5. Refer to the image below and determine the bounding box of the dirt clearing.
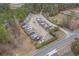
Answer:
[13,27,36,56]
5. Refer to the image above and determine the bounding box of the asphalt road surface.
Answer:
[33,14,78,56]
[28,14,79,56]
[33,32,79,56]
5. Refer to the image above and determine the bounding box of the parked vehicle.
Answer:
[36,17,52,30]
[22,21,42,41]
[31,33,42,41]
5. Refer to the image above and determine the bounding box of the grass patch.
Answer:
[34,37,57,49]
[0,25,11,43]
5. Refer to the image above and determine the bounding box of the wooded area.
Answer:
[0,3,79,55]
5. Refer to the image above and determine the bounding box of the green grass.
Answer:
[0,25,11,43]
[34,37,57,49]
[71,38,79,55]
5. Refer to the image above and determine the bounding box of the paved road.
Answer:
[33,14,79,56]
[33,32,79,56]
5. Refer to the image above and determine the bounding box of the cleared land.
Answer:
[13,27,36,56]
[48,8,79,32]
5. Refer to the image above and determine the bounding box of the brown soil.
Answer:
[48,8,79,32]
[0,26,36,56]
[53,30,65,40]
[13,27,36,56]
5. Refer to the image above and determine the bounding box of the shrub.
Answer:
[71,38,79,55]
[48,27,59,35]
[35,37,57,49]
[0,25,11,43]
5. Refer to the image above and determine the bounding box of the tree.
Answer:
[62,11,75,28]
[0,25,11,43]
[71,38,79,55]
[49,27,59,36]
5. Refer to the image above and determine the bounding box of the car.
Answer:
[36,17,42,20]
[30,32,36,35]
[35,36,42,41]
[31,33,42,41]
[26,26,32,30]
[31,34,37,40]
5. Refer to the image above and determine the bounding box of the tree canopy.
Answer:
[71,38,79,55]
[0,25,11,43]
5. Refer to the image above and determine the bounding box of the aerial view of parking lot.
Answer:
[0,3,79,56]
